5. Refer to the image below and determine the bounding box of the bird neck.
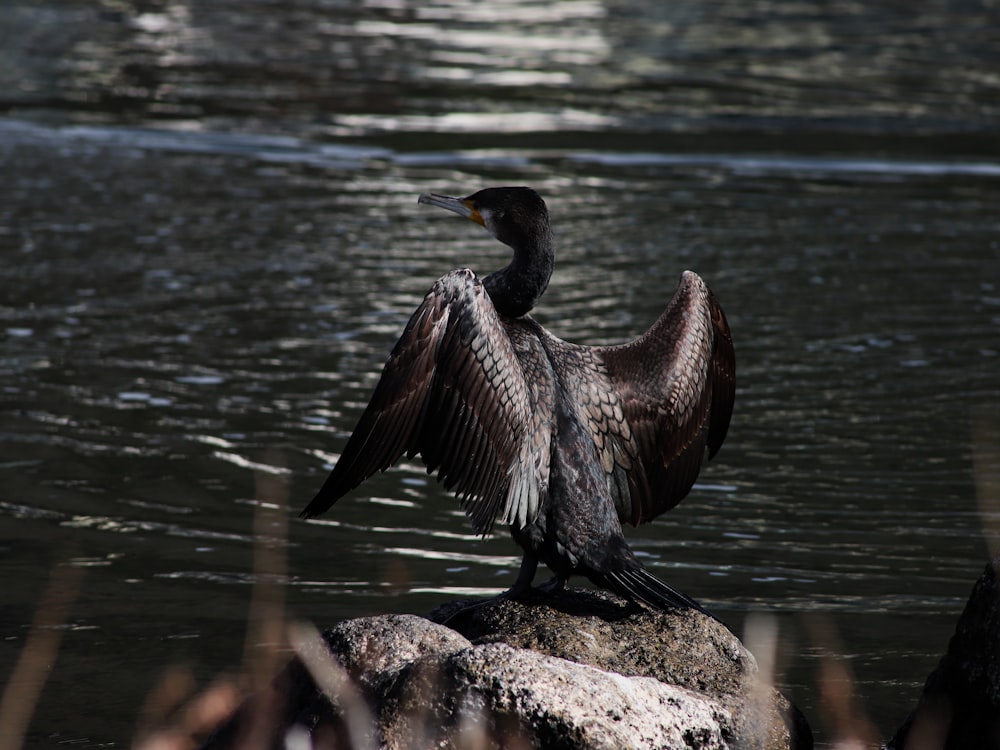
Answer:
[483,229,554,318]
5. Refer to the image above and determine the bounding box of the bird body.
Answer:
[302,187,734,614]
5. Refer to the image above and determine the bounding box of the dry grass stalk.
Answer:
[0,563,83,750]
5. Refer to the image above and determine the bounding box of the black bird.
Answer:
[302,187,735,614]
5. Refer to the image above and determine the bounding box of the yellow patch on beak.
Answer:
[463,200,485,227]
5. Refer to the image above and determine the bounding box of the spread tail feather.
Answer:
[603,567,712,618]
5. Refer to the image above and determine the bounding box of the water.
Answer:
[2,0,999,747]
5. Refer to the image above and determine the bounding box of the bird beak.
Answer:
[418,193,485,227]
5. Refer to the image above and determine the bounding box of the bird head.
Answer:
[418,187,549,255]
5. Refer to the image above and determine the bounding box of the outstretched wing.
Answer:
[301,269,549,534]
[597,270,735,526]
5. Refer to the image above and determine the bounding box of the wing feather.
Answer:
[301,269,544,533]
[596,270,735,525]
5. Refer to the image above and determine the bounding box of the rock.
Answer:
[200,589,811,749]
[325,613,473,692]
[427,588,808,749]
[886,555,1000,750]
[382,641,734,749]
[432,588,753,699]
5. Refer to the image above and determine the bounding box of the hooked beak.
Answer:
[418,193,485,227]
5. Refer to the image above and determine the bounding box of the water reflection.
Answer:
[5,0,998,145]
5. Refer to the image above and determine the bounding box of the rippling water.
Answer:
[5,0,1000,148]
[2,0,1000,747]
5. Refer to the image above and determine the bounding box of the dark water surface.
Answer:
[2,0,1000,747]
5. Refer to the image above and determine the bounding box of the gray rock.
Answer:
[432,588,752,697]
[325,613,473,693]
[200,589,811,749]
[425,588,805,749]
[382,641,733,749]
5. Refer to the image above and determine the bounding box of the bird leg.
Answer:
[510,556,567,596]
[536,575,566,594]
[506,553,539,597]
[436,553,539,626]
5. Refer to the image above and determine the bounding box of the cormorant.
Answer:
[301,187,735,615]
